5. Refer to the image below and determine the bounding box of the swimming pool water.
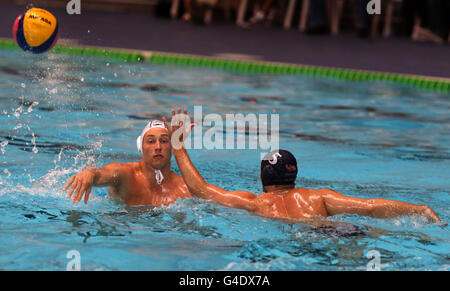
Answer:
[0,49,449,270]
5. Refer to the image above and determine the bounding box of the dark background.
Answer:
[0,0,449,78]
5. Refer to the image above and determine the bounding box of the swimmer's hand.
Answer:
[63,169,96,204]
[421,205,440,223]
[163,107,195,149]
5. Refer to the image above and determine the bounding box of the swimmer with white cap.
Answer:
[64,119,190,205]
[165,108,440,223]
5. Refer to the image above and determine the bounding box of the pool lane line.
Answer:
[145,52,450,93]
[1,38,449,93]
[0,38,146,63]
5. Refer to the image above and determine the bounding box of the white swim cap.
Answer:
[136,120,168,154]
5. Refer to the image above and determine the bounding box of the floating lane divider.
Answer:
[0,38,146,63]
[51,45,146,63]
[146,53,450,93]
[1,38,448,93]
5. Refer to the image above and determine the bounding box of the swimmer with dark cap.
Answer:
[63,120,190,205]
[164,108,440,223]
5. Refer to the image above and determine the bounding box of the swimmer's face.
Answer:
[141,128,171,169]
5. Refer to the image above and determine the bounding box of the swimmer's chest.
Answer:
[114,174,185,206]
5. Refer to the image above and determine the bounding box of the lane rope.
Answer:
[1,38,448,93]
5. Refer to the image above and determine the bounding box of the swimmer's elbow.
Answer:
[186,186,204,198]
[97,162,124,187]
[365,200,377,217]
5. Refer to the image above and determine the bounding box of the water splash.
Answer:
[27,101,39,113]
[13,105,23,118]
[0,141,7,154]
[72,139,104,169]
[31,132,38,154]
[3,169,11,177]
[12,124,23,130]
[0,138,106,202]
[0,169,11,191]
[48,139,105,192]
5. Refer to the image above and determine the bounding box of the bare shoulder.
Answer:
[316,188,343,196]
[287,187,333,199]
[104,161,135,170]
[170,171,186,184]
[170,171,182,178]
[103,161,138,177]
[256,192,274,200]
[253,192,277,206]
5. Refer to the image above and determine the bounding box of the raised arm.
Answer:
[63,162,124,204]
[164,108,258,212]
[321,189,440,223]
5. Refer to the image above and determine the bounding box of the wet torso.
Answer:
[108,162,191,206]
[254,188,328,219]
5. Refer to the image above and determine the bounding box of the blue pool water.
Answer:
[0,49,449,270]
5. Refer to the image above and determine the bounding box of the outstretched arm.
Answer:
[63,162,124,204]
[321,189,440,222]
[164,108,258,212]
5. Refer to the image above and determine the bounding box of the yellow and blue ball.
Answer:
[12,8,59,54]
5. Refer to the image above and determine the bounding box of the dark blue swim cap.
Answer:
[261,150,298,186]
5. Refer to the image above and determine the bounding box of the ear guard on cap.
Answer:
[136,135,143,154]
